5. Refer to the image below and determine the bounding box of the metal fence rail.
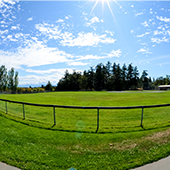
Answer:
[0,98,170,132]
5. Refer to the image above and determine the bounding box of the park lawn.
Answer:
[0,110,170,170]
[0,91,170,132]
[0,91,170,169]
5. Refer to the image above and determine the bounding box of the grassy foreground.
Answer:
[0,91,170,169]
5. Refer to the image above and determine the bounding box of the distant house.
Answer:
[158,85,170,90]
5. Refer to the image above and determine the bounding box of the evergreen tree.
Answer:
[45,81,53,91]
[114,64,123,91]
[94,63,103,91]
[127,63,134,89]
[87,67,94,90]
[132,66,139,89]
[141,70,149,90]
[121,64,127,90]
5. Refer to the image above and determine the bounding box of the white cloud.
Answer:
[0,29,8,34]
[0,40,72,69]
[60,32,116,47]
[77,54,100,60]
[65,15,71,20]
[77,49,121,60]
[25,68,74,75]
[107,49,121,58]
[35,23,61,39]
[135,12,143,17]
[141,21,149,27]
[27,17,33,21]
[151,37,169,44]
[153,30,165,36]
[0,0,17,7]
[85,16,102,29]
[90,17,99,24]
[67,61,89,66]
[19,74,58,86]
[136,32,150,38]
[137,48,152,54]
[56,19,64,23]
[105,30,114,36]
[19,67,84,86]
[11,24,20,30]
[156,16,170,23]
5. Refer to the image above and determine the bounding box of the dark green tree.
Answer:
[94,63,103,91]
[114,64,123,91]
[127,63,134,89]
[121,64,127,90]
[141,70,149,90]
[45,81,53,91]
[87,67,95,90]
[132,66,139,89]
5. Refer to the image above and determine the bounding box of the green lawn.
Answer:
[0,91,170,132]
[0,91,170,169]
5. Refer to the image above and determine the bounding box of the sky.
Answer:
[0,0,170,87]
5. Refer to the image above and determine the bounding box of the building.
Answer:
[158,85,170,90]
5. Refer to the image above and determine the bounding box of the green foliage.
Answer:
[0,65,7,91]
[57,62,146,91]
[154,75,170,87]
[45,81,53,91]
[0,65,19,92]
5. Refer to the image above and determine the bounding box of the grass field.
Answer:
[0,91,170,169]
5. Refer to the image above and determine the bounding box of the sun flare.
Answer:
[90,0,117,21]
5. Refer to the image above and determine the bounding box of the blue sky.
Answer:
[0,0,170,87]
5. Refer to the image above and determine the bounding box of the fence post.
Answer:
[5,101,8,114]
[53,107,56,125]
[96,108,99,133]
[23,104,25,120]
[140,108,144,128]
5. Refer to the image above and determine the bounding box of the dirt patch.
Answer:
[145,129,170,144]
[110,128,170,151]
[108,91,165,93]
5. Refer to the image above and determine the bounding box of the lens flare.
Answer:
[90,0,118,23]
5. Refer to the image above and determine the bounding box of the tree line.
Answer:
[0,65,19,92]
[56,61,153,91]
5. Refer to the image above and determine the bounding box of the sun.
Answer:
[90,0,117,21]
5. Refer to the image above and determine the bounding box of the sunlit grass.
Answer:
[0,91,170,169]
[0,91,170,133]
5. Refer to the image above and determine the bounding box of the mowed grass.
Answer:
[0,91,170,132]
[0,91,170,169]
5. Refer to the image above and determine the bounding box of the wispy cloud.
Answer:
[35,22,61,40]
[60,32,116,47]
[134,12,143,17]
[156,16,170,23]
[20,68,83,86]
[67,61,89,66]
[137,48,152,54]
[141,21,149,27]
[77,49,121,60]
[136,32,150,38]
[151,37,169,44]
[0,40,71,69]
[27,17,33,21]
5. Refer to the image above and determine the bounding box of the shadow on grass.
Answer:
[0,110,170,134]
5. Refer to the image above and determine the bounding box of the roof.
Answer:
[158,85,170,88]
